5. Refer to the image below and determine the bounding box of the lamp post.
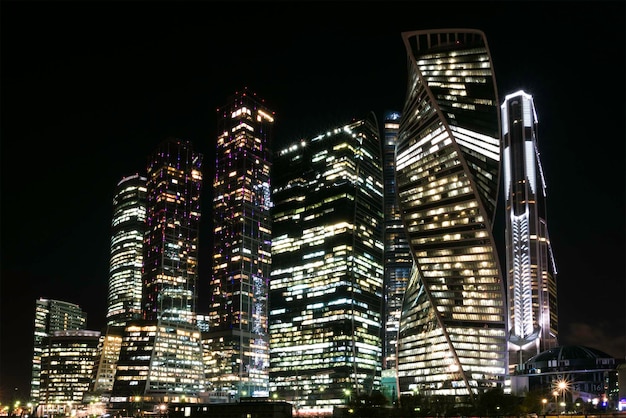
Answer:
[553,391,558,413]
[557,379,568,413]
[343,389,351,405]
[542,398,547,415]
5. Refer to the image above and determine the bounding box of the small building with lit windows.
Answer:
[38,330,101,417]
[512,345,620,412]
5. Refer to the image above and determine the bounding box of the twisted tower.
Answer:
[396,29,507,401]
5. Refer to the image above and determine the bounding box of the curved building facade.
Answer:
[107,173,147,327]
[396,29,507,401]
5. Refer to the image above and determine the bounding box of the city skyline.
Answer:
[1,1,625,403]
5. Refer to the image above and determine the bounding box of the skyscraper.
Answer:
[110,138,204,408]
[501,90,558,376]
[205,89,274,398]
[381,111,412,403]
[269,113,384,415]
[143,137,203,323]
[395,29,507,402]
[30,298,87,405]
[107,173,147,327]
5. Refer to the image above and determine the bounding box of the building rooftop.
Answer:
[528,345,613,363]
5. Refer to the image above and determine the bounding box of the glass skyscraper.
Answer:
[110,138,204,409]
[143,138,203,323]
[269,113,384,415]
[205,89,274,398]
[381,110,412,403]
[30,298,87,405]
[395,29,507,402]
[501,90,558,376]
[107,173,147,327]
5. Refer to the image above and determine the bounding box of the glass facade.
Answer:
[108,138,204,408]
[501,90,558,375]
[107,174,147,327]
[93,328,124,393]
[39,330,101,415]
[30,298,87,404]
[396,29,507,402]
[381,111,412,403]
[269,113,384,415]
[205,89,274,398]
[110,320,205,406]
[143,138,203,324]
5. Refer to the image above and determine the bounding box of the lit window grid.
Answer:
[396,29,506,399]
[270,116,384,409]
[207,92,274,397]
[39,331,100,409]
[31,299,87,403]
[143,140,202,323]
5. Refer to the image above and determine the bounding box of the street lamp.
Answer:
[553,391,558,412]
[343,389,351,405]
[542,398,547,415]
[556,379,569,413]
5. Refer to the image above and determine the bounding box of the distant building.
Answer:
[501,90,558,376]
[269,113,384,415]
[395,29,507,403]
[381,110,411,404]
[30,298,87,404]
[106,173,147,327]
[205,89,274,399]
[514,345,619,412]
[38,330,101,416]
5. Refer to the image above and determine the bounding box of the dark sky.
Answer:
[1,0,624,403]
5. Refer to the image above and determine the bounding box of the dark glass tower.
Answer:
[381,111,412,403]
[269,113,384,415]
[206,89,274,398]
[396,29,507,402]
[107,174,147,327]
[501,90,558,376]
[143,138,203,323]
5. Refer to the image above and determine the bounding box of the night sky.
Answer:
[1,1,624,403]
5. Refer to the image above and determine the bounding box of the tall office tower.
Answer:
[30,298,87,405]
[107,174,147,327]
[501,90,558,376]
[269,114,385,415]
[38,330,101,417]
[110,138,204,410]
[395,29,507,403]
[381,111,412,403]
[205,89,274,399]
[143,137,203,323]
